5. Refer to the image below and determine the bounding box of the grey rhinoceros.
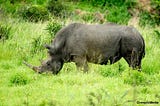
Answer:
[24,23,145,74]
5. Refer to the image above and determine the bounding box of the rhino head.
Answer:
[23,45,63,74]
[23,58,63,74]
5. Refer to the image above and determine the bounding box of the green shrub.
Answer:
[141,87,150,94]
[123,71,148,86]
[0,62,14,70]
[0,1,21,14]
[87,88,129,106]
[28,0,48,5]
[154,30,160,39]
[45,19,63,38]
[139,0,160,27]
[150,0,160,25]
[39,99,57,106]
[78,0,136,24]
[80,0,137,8]
[10,73,29,86]
[99,63,125,77]
[0,24,11,41]
[47,0,70,18]
[87,88,109,106]
[31,36,44,54]
[19,5,49,22]
[139,11,158,27]
[100,66,116,77]
[81,12,94,22]
[105,6,131,24]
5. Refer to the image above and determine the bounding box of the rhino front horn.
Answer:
[23,61,40,73]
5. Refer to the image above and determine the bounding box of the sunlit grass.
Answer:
[0,18,160,106]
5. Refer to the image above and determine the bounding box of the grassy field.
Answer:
[0,1,160,106]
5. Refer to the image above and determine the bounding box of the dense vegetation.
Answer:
[0,0,160,105]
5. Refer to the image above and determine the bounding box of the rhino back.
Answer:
[50,23,83,54]
[65,24,122,63]
[51,23,144,64]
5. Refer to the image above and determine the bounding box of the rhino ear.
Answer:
[44,44,52,50]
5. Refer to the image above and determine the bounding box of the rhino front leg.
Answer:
[124,48,141,71]
[73,55,88,73]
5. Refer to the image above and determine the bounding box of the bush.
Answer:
[87,88,109,106]
[78,0,136,24]
[47,0,70,18]
[99,63,125,77]
[80,0,137,8]
[154,30,160,39]
[105,6,131,25]
[10,73,29,86]
[0,1,20,14]
[123,71,148,86]
[28,0,48,5]
[139,0,160,27]
[0,24,11,41]
[45,19,63,38]
[31,36,44,54]
[100,66,117,77]
[150,0,160,25]
[139,11,159,27]
[81,12,94,22]
[19,5,49,22]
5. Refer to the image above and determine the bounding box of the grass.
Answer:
[0,17,160,106]
[0,1,160,106]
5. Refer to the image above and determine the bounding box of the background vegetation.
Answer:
[0,0,160,106]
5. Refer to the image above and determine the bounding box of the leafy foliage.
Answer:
[0,1,20,14]
[31,36,45,54]
[19,5,49,22]
[81,12,94,22]
[139,0,160,27]
[105,6,131,24]
[87,88,109,106]
[123,71,148,85]
[154,30,160,39]
[45,19,63,37]
[10,73,29,86]
[99,62,125,77]
[5,0,48,5]
[0,24,11,41]
[139,11,159,27]
[47,0,70,18]
[79,0,137,8]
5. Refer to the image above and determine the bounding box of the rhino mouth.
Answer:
[23,61,41,73]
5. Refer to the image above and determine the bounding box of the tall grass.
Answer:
[0,1,160,106]
[0,16,159,106]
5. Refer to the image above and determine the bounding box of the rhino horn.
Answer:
[23,61,40,73]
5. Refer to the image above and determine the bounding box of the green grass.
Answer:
[0,17,160,106]
[0,1,160,106]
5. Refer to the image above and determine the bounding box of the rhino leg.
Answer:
[73,55,88,73]
[124,48,142,71]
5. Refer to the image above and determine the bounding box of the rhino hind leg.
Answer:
[73,55,88,73]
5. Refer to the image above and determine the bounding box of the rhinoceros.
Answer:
[24,23,145,74]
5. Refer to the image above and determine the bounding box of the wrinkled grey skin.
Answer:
[24,23,145,74]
